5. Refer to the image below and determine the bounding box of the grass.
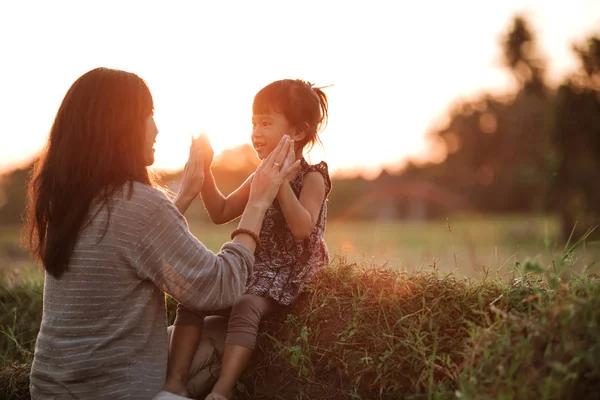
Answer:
[0,216,599,399]
[0,279,40,400]
[177,214,598,279]
[229,230,600,400]
[235,257,503,399]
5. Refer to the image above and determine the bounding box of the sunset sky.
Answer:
[1,1,599,178]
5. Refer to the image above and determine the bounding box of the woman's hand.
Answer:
[233,136,300,252]
[248,135,301,210]
[284,138,299,181]
[179,136,205,199]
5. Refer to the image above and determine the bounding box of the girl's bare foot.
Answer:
[163,377,191,398]
[204,392,229,400]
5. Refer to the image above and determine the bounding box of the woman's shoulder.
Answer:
[83,182,177,240]
[112,181,175,219]
[130,181,169,197]
[126,181,170,204]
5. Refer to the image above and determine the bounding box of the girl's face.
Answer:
[143,115,159,166]
[251,111,295,160]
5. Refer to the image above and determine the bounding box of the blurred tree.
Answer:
[425,14,550,213]
[549,36,600,240]
[0,167,29,225]
[501,16,546,95]
[499,16,550,211]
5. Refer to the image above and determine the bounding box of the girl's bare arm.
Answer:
[200,171,253,224]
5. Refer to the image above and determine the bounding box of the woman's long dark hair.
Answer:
[26,67,155,278]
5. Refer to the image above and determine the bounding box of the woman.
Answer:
[26,67,299,399]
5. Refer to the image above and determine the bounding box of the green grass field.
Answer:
[1,214,599,287]
[177,213,600,280]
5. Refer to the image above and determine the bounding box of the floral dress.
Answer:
[245,158,331,305]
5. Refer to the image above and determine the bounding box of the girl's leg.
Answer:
[206,294,278,399]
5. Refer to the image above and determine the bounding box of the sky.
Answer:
[0,1,599,178]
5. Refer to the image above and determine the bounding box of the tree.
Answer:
[501,16,546,95]
[549,36,600,240]
[0,167,30,225]
[424,15,549,213]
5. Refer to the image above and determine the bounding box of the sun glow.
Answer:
[1,1,599,177]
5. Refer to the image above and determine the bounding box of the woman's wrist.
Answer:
[246,197,270,213]
[234,202,267,252]
[178,185,198,201]
[173,190,197,214]
[231,228,260,245]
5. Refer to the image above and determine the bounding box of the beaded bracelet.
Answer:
[231,228,261,246]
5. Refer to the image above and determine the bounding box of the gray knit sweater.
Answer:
[29,182,254,399]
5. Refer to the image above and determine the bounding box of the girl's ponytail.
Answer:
[311,85,329,134]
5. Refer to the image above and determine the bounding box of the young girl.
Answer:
[164,79,332,399]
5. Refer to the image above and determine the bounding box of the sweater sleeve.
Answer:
[132,194,254,312]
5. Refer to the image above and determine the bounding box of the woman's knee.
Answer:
[173,303,206,327]
[186,316,229,397]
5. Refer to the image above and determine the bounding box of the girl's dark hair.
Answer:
[25,67,155,278]
[252,79,329,151]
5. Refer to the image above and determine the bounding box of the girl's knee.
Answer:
[226,295,276,349]
[231,295,268,319]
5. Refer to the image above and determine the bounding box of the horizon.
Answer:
[1,1,599,179]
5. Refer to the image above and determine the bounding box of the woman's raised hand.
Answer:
[283,138,299,181]
[179,135,205,198]
[248,135,301,210]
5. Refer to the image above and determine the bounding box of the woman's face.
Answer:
[143,115,159,166]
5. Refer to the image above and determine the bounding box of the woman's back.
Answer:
[32,182,190,399]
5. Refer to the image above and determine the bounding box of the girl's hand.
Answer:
[196,133,214,171]
[179,136,205,198]
[248,135,301,209]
